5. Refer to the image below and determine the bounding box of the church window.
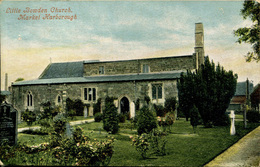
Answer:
[83,88,97,102]
[152,84,163,100]
[84,88,88,100]
[142,64,149,73]
[57,95,62,104]
[99,66,104,74]
[27,92,33,106]
[88,88,92,101]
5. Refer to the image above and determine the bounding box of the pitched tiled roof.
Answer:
[230,96,246,104]
[12,71,184,86]
[39,61,84,79]
[234,81,254,96]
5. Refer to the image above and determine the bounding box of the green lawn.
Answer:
[13,119,259,166]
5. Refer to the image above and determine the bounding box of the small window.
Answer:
[152,84,163,100]
[143,64,149,73]
[27,92,33,106]
[99,66,104,74]
[58,96,61,103]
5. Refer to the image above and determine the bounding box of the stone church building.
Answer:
[10,23,205,120]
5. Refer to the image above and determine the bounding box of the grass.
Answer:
[5,118,260,166]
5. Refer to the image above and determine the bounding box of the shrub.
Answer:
[93,98,102,115]
[131,133,150,159]
[153,104,165,117]
[247,110,260,123]
[73,99,84,116]
[94,112,103,122]
[136,106,157,135]
[190,105,200,133]
[164,97,177,113]
[131,130,167,159]
[118,113,126,123]
[103,96,119,134]
[21,109,36,126]
[53,114,68,135]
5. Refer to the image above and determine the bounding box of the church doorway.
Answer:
[120,97,129,115]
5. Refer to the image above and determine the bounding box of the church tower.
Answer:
[195,23,205,69]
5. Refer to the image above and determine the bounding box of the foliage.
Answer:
[39,101,60,120]
[131,130,167,159]
[234,0,260,62]
[94,112,103,122]
[66,98,84,117]
[103,96,119,134]
[177,56,237,127]
[73,99,84,116]
[153,104,165,117]
[135,98,140,111]
[246,110,260,123]
[136,106,157,135]
[158,112,175,132]
[144,95,150,105]
[164,97,177,113]
[93,98,102,115]
[190,105,200,133]
[0,94,6,103]
[53,114,68,135]
[118,113,126,123]
[21,109,36,126]
[131,133,150,159]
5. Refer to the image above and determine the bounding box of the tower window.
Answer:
[142,64,149,73]
[99,66,104,74]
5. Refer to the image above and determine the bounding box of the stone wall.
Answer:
[11,79,178,120]
[84,55,196,76]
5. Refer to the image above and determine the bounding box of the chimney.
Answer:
[195,23,205,68]
[5,73,8,91]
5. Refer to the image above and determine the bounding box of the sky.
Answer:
[0,0,259,90]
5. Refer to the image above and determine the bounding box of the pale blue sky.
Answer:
[1,1,259,88]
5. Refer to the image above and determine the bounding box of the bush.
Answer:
[247,110,260,123]
[93,98,102,115]
[153,104,165,117]
[103,96,119,134]
[21,109,36,126]
[73,99,84,116]
[164,97,177,113]
[118,113,126,123]
[94,112,103,122]
[136,106,157,135]
[53,114,68,135]
[131,130,167,159]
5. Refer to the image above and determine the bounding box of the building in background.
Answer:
[10,23,205,121]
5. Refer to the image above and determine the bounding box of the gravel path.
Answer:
[205,126,260,167]
[18,118,94,133]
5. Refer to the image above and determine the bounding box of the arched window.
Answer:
[27,92,33,106]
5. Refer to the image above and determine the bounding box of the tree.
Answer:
[103,96,119,134]
[136,106,157,135]
[177,56,237,127]
[190,105,200,133]
[234,0,260,62]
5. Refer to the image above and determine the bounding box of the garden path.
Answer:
[18,118,94,133]
[205,126,260,167]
